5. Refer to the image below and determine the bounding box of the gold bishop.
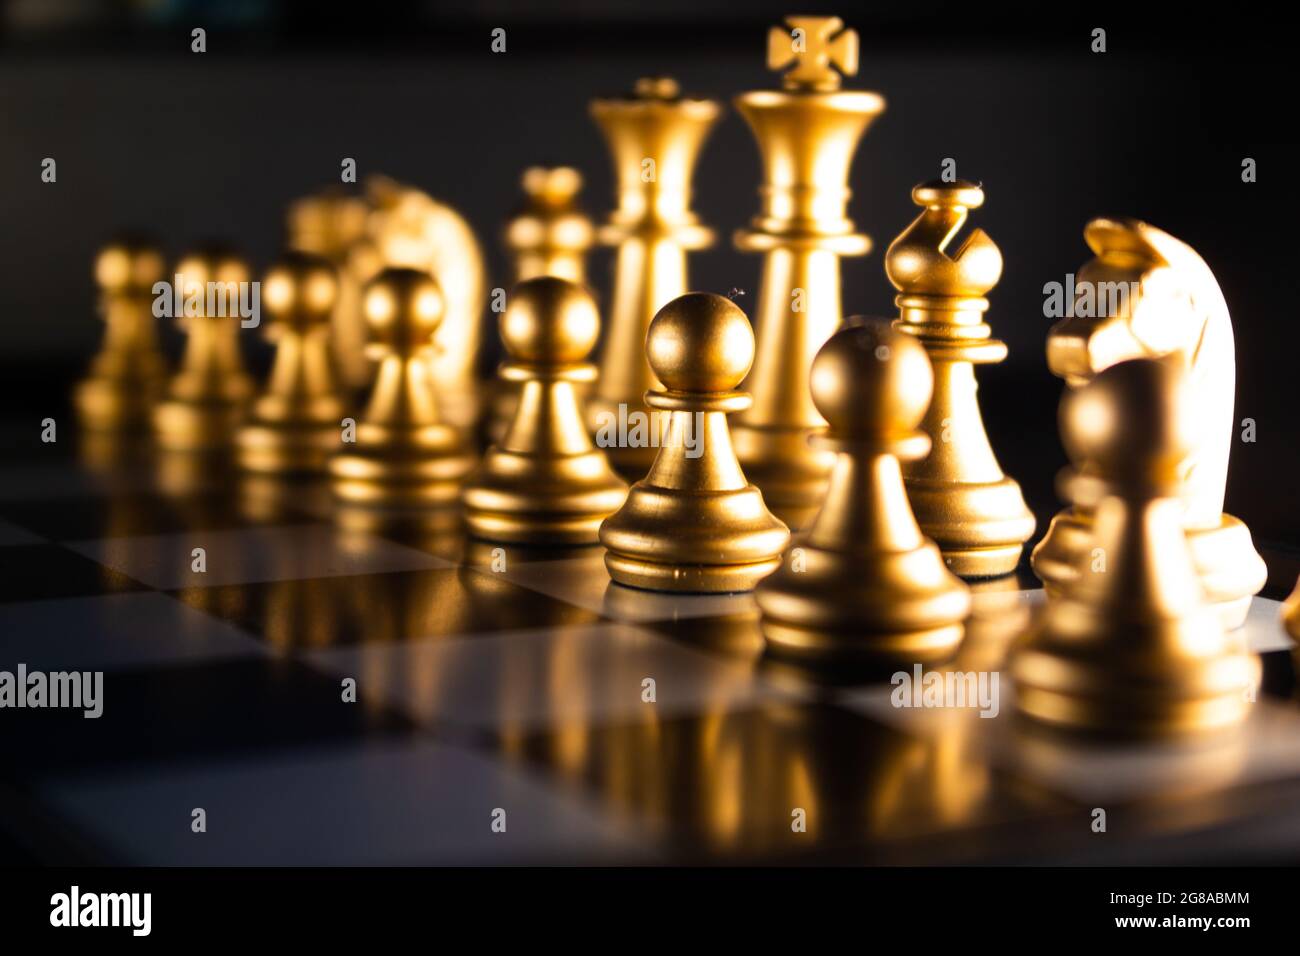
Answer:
[886,180,1035,578]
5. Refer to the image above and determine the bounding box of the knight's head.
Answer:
[1046,219,1235,523]
[1045,219,1229,386]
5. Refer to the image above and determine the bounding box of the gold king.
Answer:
[731,15,885,529]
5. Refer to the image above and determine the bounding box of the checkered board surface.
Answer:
[2,437,1300,866]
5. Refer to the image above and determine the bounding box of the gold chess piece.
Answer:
[1030,219,1266,628]
[236,251,346,474]
[887,180,1035,578]
[367,176,488,431]
[1283,576,1300,644]
[463,277,627,544]
[286,188,370,388]
[756,320,971,665]
[289,178,498,424]
[599,292,790,592]
[75,235,169,432]
[329,267,476,507]
[731,15,885,530]
[588,77,721,478]
[152,245,255,450]
[504,166,594,284]
[1011,358,1260,737]
[490,167,596,442]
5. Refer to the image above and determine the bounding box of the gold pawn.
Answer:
[329,268,476,507]
[152,245,255,450]
[1011,358,1259,737]
[588,77,721,478]
[463,277,627,544]
[351,176,488,431]
[599,293,789,592]
[490,167,595,442]
[286,188,371,388]
[730,15,885,531]
[1031,219,1266,628]
[756,320,971,665]
[1283,576,1300,644]
[236,252,346,474]
[886,180,1035,578]
[75,236,169,432]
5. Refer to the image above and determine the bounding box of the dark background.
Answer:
[0,1,1294,559]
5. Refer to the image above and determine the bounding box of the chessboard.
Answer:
[2,422,1299,867]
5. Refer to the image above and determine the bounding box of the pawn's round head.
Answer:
[95,236,165,294]
[646,292,754,393]
[500,276,599,364]
[363,267,445,352]
[175,244,251,297]
[1061,356,1195,490]
[262,251,338,327]
[810,318,933,439]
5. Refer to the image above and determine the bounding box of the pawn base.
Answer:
[75,377,162,432]
[905,475,1036,579]
[755,541,971,665]
[604,551,782,594]
[1011,602,1261,738]
[330,447,475,508]
[237,422,340,475]
[466,510,611,546]
[598,482,790,593]
[462,449,627,545]
[1033,506,1265,630]
[760,618,965,667]
[152,399,246,451]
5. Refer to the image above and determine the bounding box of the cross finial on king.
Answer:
[767,15,859,91]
